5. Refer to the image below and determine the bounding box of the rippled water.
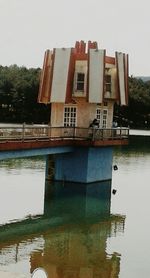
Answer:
[0,135,150,277]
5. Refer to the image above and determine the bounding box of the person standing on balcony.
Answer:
[112,120,118,138]
[89,118,99,128]
[112,121,118,128]
[89,119,100,140]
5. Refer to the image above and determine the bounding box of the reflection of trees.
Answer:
[0,157,45,171]
[0,65,50,123]
[114,136,150,157]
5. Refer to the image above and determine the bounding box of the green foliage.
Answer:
[0,65,50,123]
[114,76,150,128]
[0,65,150,128]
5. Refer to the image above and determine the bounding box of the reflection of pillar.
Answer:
[54,147,113,183]
[44,180,112,220]
[45,155,55,200]
[15,243,19,263]
[45,155,55,181]
[85,180,112,217]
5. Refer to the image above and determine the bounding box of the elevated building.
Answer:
[38,40,128,128]
[38,41,129,183]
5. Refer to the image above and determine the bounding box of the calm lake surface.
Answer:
[0,134,150,277]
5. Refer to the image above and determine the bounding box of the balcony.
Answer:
[0,124,129,150]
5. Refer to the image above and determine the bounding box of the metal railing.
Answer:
[0,124,129,142]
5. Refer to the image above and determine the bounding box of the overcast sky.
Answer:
[0,0,149,76]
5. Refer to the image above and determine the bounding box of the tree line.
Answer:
[0,65,150,128]
[0,65,50,123]
[114,76,150,128]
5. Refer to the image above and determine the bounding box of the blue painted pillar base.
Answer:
[54,147,113,183]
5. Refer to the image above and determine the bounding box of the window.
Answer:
[105,74,111,93]
[96,108,101,125]
[76,73,85,91]
[96,108,108,128]
[102,109,108,128]
[64,106,76,127]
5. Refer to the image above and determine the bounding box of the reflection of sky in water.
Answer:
[0,237,44,275]
[0,136,150,277]
[0,179,124,277]
[0,158,45,224]
[109,137,150,278]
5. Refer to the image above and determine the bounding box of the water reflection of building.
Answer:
[30,181,125,278]
[30,218,124,278]
[44,180,112,220]
[0,181,125,277]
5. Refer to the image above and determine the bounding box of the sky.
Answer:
[0,0,149,76]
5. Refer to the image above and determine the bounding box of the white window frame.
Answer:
[102,109,108,128]
[96,108,108,128]
[64,106,77,127]
[96,108,101,126]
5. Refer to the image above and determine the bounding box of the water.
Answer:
[0,157,46,225]
[0,135,150,277]
[130,129,150,136]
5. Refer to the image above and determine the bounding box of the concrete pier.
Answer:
[54,147,113,183]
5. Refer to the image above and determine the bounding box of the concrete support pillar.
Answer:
[54,147,113,183]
